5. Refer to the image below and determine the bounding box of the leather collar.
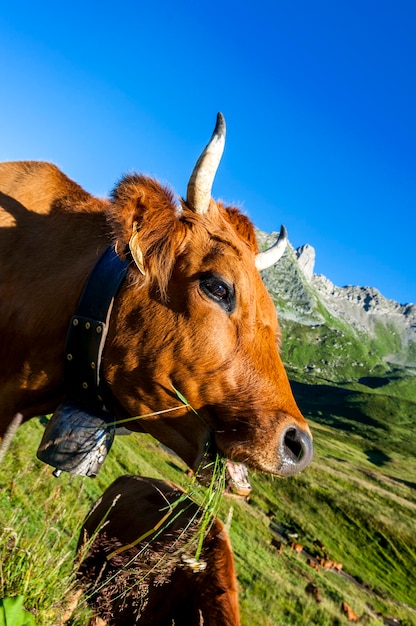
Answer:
[64,246,129,413]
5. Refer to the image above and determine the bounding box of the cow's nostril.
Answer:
[284,428,304,460]
[279,426,314,476]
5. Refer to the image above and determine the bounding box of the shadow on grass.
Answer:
[358,376,391,389]
[364,448,392,467]
[290,381,388,432]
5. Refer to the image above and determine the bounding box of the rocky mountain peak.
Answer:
[295,244,315,279]
[257,228,415,367]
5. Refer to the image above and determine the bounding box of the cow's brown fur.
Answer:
[76,475,240,625]
[0,160,312,475]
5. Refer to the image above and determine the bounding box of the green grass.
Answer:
[0,420,192,624]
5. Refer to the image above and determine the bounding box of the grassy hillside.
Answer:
[1,399,415,625]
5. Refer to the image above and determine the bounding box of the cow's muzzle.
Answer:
[277,425,314,476]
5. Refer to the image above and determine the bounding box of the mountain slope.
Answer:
[258,230,416,381]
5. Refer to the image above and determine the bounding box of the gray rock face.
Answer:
[257,232,324,325]
[312,276,414,327]
[310,275,416,364]
[295,244,315,280]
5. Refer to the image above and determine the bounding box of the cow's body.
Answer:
[0,116,313,476]
[77,475,240,625]
[0,161,111,422]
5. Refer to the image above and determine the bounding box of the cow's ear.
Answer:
[222,205,259,253]
[108,174,179,266]
[129,221,145,275]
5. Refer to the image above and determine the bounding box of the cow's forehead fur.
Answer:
[108,174,264,304]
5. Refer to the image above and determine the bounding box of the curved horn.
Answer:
[186,112,226,214]
[255,225,288,270]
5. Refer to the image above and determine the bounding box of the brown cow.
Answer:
[76,475,240,625]
[0,113,313,478]
[316,556,335,570]
[341,601,360,622]
[306,557,320,571]
[290,541,303,554]
[305,582,322,603]
[271,537,283,554]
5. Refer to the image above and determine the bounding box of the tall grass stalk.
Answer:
[0,480,91,624]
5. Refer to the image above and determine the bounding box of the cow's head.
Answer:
[102,114,313,477]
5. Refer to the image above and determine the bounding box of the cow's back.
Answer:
[0,161,86,217]
[0,161,108,305]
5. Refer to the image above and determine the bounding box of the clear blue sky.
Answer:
[1,1,415,304]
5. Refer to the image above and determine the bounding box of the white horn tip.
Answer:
[255,225,288,271]
[215,112,226,137]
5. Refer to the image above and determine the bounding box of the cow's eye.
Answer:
[200,274,235,313]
